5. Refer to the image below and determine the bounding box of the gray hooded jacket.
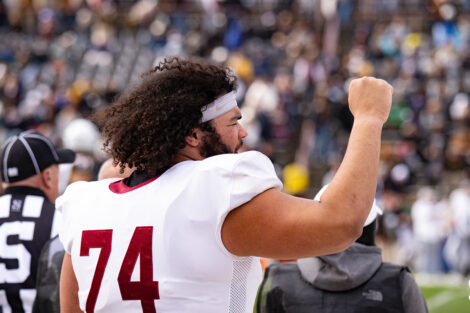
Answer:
[296,243,428,313]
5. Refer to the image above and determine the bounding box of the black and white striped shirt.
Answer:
[0,186,58,313]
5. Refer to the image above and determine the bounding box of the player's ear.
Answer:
[185,128,203,147]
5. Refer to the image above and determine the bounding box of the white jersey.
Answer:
[58,151,282,313]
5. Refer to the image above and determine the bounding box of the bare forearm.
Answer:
[321,117,383,232]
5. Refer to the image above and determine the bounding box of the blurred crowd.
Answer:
[1,0,470,276]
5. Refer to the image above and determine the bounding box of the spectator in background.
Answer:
[447,182,470,276]
[411,187,448,273]
[0,130,75,313]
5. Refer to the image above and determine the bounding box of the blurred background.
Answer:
[0,0,470,311]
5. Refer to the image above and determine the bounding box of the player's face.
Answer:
[201,107,247,157]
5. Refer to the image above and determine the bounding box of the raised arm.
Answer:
[222,77,393,259]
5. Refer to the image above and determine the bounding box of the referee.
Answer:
[0,130,75,313]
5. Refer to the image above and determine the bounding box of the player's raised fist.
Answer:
[348,77,393,125]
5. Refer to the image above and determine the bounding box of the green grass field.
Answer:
[421,283,470,313]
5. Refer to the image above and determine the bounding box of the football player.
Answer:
[59,57,392,313]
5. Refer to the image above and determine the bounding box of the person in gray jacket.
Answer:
[256,185,428,313]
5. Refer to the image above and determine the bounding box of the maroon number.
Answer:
[80,229,113,313]
[80,227,159,313]
[118,226,159,313]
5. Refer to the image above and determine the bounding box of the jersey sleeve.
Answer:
[215,151,283,256]
[229,151,282,208]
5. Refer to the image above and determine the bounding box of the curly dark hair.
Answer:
[93,57,237,175]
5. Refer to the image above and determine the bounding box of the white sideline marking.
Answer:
[427,291,464,310]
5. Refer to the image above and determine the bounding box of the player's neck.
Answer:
[173,147,204,165]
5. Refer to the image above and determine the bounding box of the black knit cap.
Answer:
[1,130,76,183]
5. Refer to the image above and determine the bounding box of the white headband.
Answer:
[201,91,238,123]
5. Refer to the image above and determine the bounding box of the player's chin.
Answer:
[234,141,244,153]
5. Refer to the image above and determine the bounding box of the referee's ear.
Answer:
[41,168,53,186]
[40,165,59,202]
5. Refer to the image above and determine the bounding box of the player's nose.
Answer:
[239,124,248,139]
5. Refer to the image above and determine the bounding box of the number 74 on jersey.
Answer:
[80,227,159,313]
